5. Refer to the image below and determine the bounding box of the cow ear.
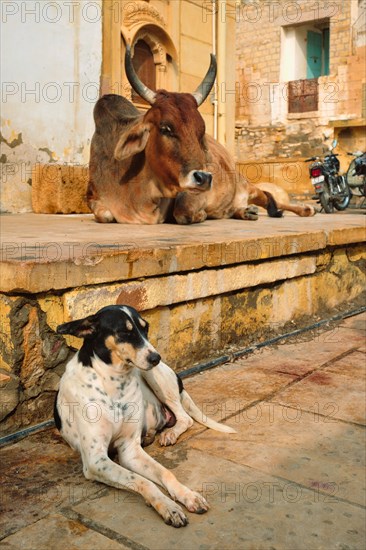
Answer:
[114,122,150,160]
[57,314,98,339]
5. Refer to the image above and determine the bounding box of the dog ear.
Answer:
[57,314,98,338]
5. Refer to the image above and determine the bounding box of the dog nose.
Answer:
[147,351,161,367]
[193,171,212,189]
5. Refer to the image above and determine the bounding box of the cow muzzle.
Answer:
[181,170,212,192]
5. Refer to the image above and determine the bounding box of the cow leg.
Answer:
[248,184,316,217]
[87,182,115,223]
[233,205,259,220]
[248,185,283,218]
[275,202,317,217]
[173,192,207,225]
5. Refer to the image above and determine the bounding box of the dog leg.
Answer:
[80,443,188,527]
[119,444,208,514]
[142,362,193,446]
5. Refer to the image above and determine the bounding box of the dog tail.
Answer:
[181,390,236,434]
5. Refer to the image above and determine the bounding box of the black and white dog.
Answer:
[54,305,235,527]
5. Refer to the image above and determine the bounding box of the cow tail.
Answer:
[181,390,236,433]
[264,190,283,218]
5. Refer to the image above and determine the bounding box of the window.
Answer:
[281,21,330,113]
[131,40,156,105]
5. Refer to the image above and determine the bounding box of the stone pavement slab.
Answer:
[272,350,366,425]
[180,363,298,427]
[189,404,365,507]
[71,447,365,550]
[228,323,366,378]
[0,513,127,550]
[340,313,366,331]
[0,428,96,538]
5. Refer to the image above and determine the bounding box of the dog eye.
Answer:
[138,318,149,332]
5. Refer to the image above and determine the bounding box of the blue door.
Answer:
[323,28,330,76]
[307,31,322,79]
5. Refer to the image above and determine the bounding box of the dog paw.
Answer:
[156,499,188,527]
[159,429,178,446]
[141,429,156,447]
[181,491,209,514]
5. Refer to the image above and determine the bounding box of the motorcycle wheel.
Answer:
[334,184,351,211]
[319,182,334,213]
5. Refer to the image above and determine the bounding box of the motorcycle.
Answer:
[305,139,351,213]
[346,151,366,199]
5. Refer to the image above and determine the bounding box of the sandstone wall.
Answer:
[235,0,366,162]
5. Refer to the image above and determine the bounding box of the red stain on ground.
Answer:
[309,372,333,386]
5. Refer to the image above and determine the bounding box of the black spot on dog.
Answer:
[53,391,62,431]
[176,373,184,394]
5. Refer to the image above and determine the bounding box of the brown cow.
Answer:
[87,46,315,224]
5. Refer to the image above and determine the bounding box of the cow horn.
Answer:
[192,54,217,107]
[125,44,157,105]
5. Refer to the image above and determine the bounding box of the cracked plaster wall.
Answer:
[0,1,102,212]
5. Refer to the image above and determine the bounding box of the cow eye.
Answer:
[160,124,175,137]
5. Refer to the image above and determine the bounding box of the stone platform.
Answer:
[0,211,365,434]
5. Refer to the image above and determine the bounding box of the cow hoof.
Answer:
[303,205,317,216]
[174,215,192,225]
[95,209,115,223]
[235,205,258,220]
[174,213,206,224]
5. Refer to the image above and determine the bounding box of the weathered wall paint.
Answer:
[0,1,103,212]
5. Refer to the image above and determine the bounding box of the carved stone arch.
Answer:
[133,32,166,69]
[131,25,178,92]
[101,2,178,99]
